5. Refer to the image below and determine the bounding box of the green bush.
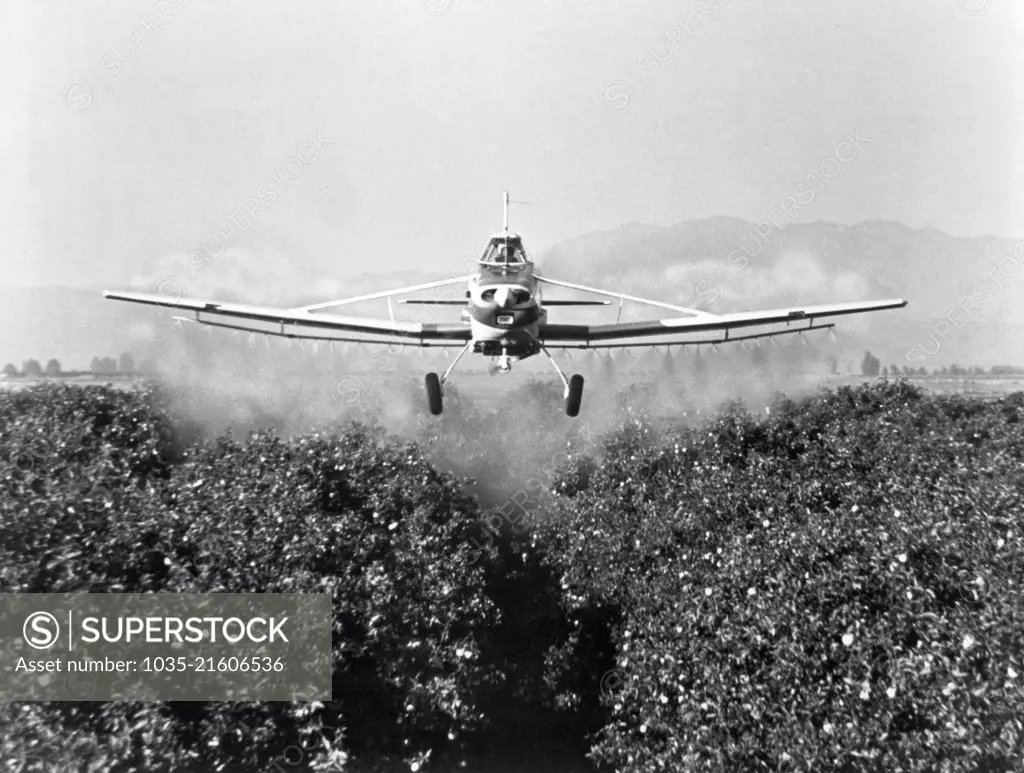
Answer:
[2,380,1022,772]
[1,384,499,771]
[538,382,1024,772]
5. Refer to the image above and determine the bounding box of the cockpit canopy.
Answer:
[479,234,529,268]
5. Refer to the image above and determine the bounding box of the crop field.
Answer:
[1,379,1022,772]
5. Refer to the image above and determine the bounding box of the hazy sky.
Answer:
[1,0,1021,288]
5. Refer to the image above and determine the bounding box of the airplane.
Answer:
[104,192,907,417]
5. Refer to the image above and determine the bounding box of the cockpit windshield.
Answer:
[480,236,528,267]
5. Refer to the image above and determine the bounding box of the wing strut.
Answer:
[296,275,474,313]
[537,275,719,318]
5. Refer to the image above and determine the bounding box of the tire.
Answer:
[565,374,584,417]
[425,373,443,415]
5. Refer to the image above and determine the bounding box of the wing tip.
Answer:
[855,298,907,310]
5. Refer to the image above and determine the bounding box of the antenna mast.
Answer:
[502,190,510,233]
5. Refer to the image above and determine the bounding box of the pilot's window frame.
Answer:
[480,238,526,268]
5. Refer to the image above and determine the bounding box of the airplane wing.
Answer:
[103,276,474,345]
[398,299,611,306]
[535,276,906,346]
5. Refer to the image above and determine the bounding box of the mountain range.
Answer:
[3,218,1021,372]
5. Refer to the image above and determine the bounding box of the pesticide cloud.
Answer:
[120,237,874,519]
[131,303,840,518]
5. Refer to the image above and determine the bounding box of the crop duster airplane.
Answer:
[105,193,907,417]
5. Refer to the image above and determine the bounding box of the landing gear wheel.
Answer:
[425,373,443,415]
[565,374,584,417]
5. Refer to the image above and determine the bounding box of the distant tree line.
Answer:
[2,353,140,378]
[850,351,1022,378]
[89,354,134,375]
[880,363,1017,377]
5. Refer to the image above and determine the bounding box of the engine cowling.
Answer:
[479,286,531,308]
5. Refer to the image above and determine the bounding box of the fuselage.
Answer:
[465,233,545,360]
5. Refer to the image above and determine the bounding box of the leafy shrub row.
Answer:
[537,383,1024,772]
[1,384,499,771]
[1,380,1022,772]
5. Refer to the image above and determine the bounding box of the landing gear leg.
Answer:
[425,340,474,416]
[541,346,585,417]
